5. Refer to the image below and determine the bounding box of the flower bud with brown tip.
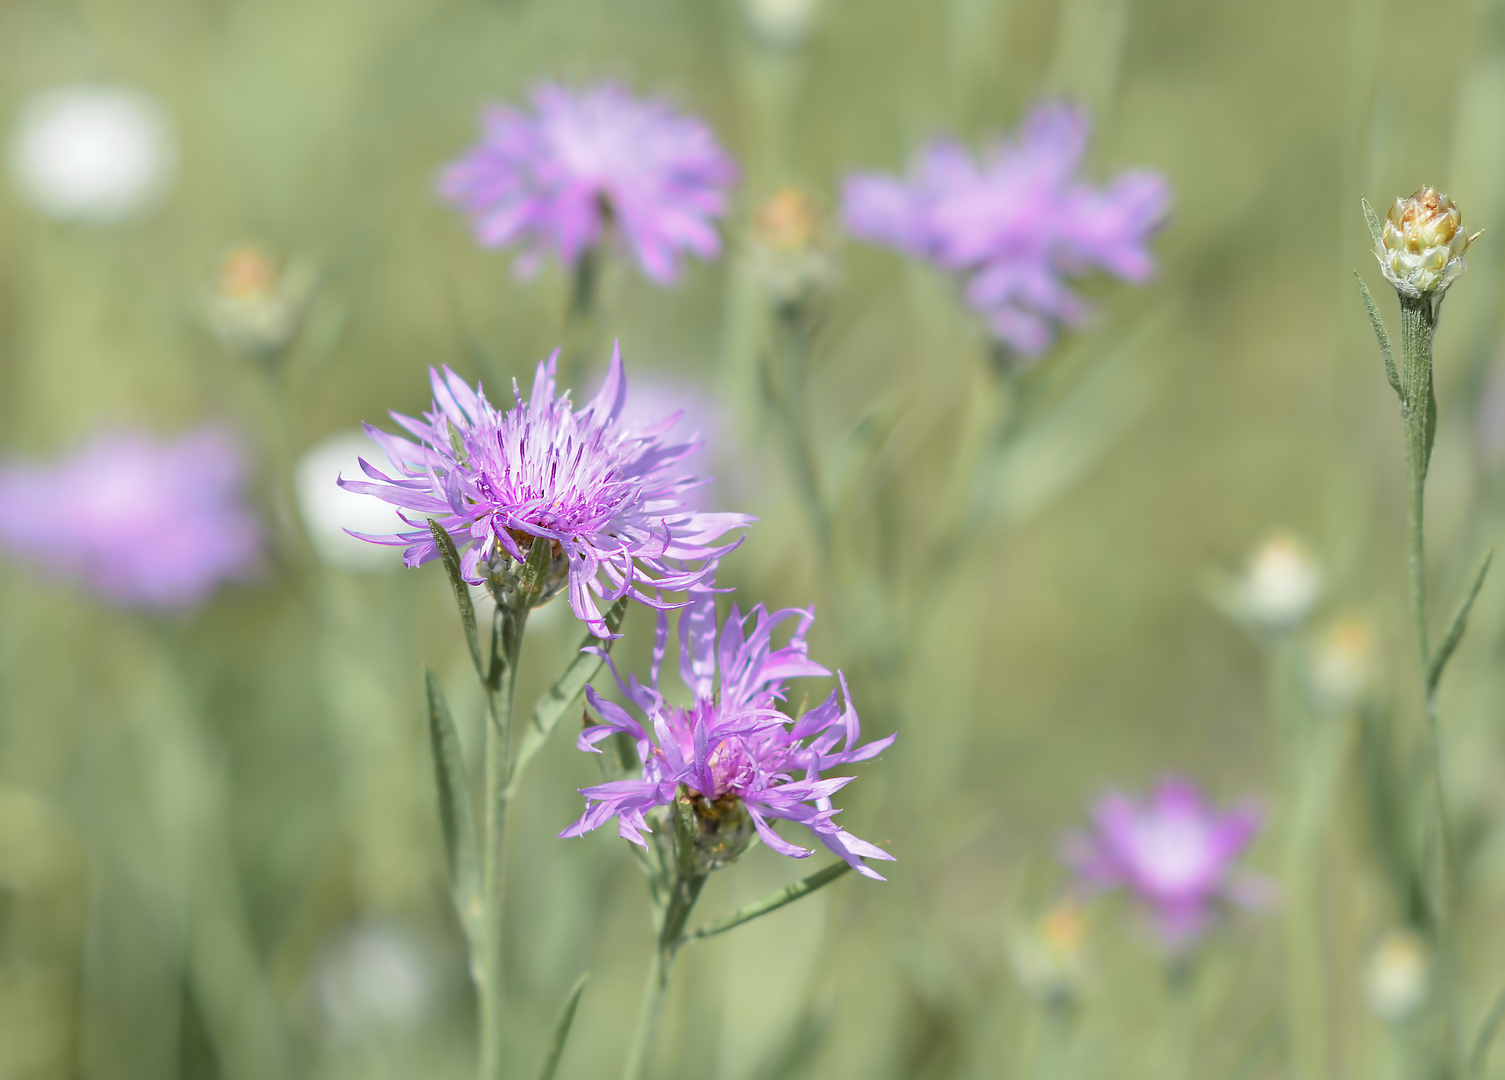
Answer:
[1374,187,1480,299]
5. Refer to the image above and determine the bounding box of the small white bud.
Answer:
[1363,929,1430,1022]
[1234,532,1323,633]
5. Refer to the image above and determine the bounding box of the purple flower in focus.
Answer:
[0,428,259,608]
[339,346,752,637]
[1068,778,1262,949]
[440,83,737,284]
[843,102,1170,356]
[561,591,896,878]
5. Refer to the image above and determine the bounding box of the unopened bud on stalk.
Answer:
[1373,188,1480,299]
[748,187,836,306]
[1363,929,1430,1022]
[1009,899,1091,1006]
[204,243,314,359]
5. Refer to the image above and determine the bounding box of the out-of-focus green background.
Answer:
[5,0,1505,1077]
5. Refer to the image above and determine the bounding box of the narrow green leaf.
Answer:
[503,596,629,798]
[1428,547,1494,696]
[424,669,483,950]
[535,972,589,1080]
[1355,273,1401,399]
[1473,981,1505,1078]
[428,520,483,680]
[686,863,853,943]
[1362,197,1385,246]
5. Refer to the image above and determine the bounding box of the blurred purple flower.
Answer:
[340,346,751,637]
[0,428,259,609]
[843,102,1170,356]
[439,83,737,284]
[1068,778,1262,949]
[561,591,896,879]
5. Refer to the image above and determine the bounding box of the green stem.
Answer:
[479,600,529,1080]
[768,300,833,565]
[561,242,605,386]
[621,869,706,1080]
[1398,294,1461,1074]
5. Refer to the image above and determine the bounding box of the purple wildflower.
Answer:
[439,82,737,285]
[0,427,260,609]
[1068,778,1262,949]
[842,102,1170,356]
[338,346,751,637]
[561,591,896,879]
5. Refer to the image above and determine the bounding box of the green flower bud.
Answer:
[1374,187,1480,299]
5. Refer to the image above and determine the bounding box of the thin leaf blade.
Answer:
[1355,273,1401,398]
[1362,197,1385,246]
[1472,981,1505,1078]
[428,520,483,680]
[504,596,629,797]
[1428,547,1494,696]
[425,668,483,951]
[535,972,590,1080]
[687,863,853,943]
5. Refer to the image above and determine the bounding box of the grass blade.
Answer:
[425,668,482,951]
[1472,981,1505,1078]
[428,520,483,680]
[1428,547,1494,697]
[504,596,629,797]
[535,972,589,1080]
[1355,273,1401,399]
[686,863,853,943]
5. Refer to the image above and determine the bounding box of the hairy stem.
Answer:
[479,600,529,1080]
[1398,295,1460,1073]
[621,869,706,1080]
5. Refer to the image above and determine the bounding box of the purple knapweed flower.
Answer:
[561,591,896,879]
[842,102,1170,356]
[0,427,259,608]
[1067,778,1262,949]
[339,346,751,637]
[439,82,737,285]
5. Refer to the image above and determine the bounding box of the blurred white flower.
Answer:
[741,0,820,47]
[295,433,406,572]
[315,921,440,1041]
[1008,898,1091,1005]
[1363,929,1430,1022]
[1224,531,1322,634]
[7,84,176,223]
[1308,616,1378,715]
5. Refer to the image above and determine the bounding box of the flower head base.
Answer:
[339,346,751,636]
[1374,188,1479,298]
[440,83,737,285]
[204,244,315,359]
[561,591,896,879]
[1068,778,1263,950]
[0,428,260,608]
[843,102,1170,357]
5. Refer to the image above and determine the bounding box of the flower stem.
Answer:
[561,242,605,387]
[1397,294,1462,1073]
[621,868,706,1080]
[479,599,530,1080]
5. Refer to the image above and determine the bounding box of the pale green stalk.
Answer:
[479,599,529,1080]
[560,242,605,386]
[1395,294,1462,1072]
[621,867,707,1080]
[1268,637,1328,1080]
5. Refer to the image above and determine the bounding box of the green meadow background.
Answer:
[4,0,1505,1077]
